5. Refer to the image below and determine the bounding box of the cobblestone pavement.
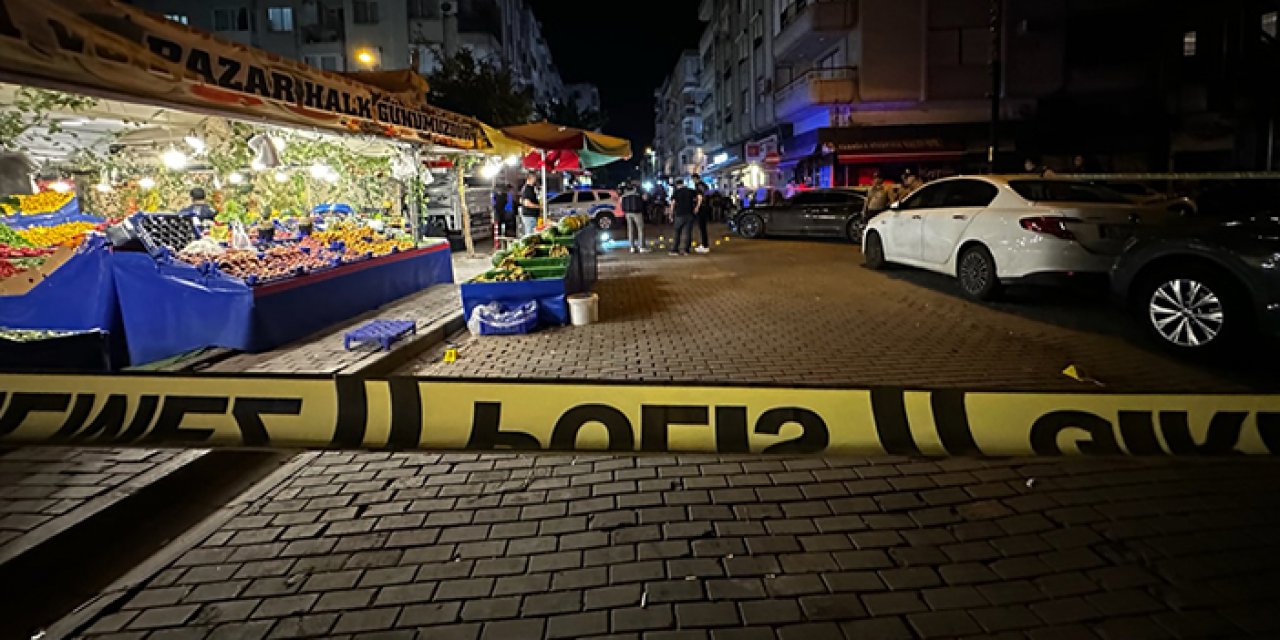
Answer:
[77,452,1280,640]
[405,228,1278,392]
[0,448,187,549]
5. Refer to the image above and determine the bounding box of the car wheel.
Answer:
[595,213,614,230]
[845,219,864,244]
[863,231,887,270]
[1136,266,1245,355]
[738,213,765,239]
[957,245,1002,301]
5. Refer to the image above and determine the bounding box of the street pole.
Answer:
[988,0,1002,173]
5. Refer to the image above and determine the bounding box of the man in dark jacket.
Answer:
[667,178,702,256]
[621,182,649,253]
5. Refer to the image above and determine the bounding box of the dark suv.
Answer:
[1111,182,1280,355]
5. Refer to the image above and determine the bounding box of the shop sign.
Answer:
[834,138,954,153]
[0,0,481,149]
[744,135,779,163]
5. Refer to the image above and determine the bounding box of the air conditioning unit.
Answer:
[440,1,457,16]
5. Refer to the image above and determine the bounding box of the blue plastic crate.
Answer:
[343,319,417,351]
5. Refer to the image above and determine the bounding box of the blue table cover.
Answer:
[114,244,453,364]
[0,234,119,333]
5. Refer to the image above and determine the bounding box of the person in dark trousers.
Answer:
[493,183,515,238]
[620,181,649,253]
[668,178,701,256]
[692,174,711,253]
[519,173,541,236]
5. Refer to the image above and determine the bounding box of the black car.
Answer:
[733,189,867,243]
[1111,182,1280,355]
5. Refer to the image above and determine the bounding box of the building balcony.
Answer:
[774,66,858,121]
[774,0,855,65]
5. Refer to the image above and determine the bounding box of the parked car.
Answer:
[545,189,623,230]
[733,189,867,242]
[862,176,1158,300]
[1111,181,1280,355]
[1100,181,1198,216]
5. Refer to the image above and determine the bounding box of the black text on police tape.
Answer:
[466,402,830,453]
[0,391,301,445]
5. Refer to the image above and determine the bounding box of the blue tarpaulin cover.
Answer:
[0,196,88,228]
[0,234,118,333]
[113,243,453,364]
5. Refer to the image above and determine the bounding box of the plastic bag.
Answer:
[230,221,253,250]
[467,300,538,336]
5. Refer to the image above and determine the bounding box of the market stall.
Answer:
[460,213,598,331]
[0,0,485,367]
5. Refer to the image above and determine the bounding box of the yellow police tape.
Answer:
[1,374,1277,456]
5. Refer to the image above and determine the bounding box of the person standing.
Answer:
[692,174,712,253]
[518,173,541,236]
[179,187,217,224]
[668,178,701,256]
[493,183,515,238]
[898,170,924,200]
[621,181,649,253]
[861,174,891,222]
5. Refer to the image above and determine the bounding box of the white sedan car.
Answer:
[862,176,1152,300]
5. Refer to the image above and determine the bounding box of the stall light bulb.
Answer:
[49,180,72,193]
[161,148,188,171]
[274,171,289,183]
[323,169,339,184]
[138,177,156,190]
[480,163,500,179]
[250,159,265,172]
[271,137,286,153]
[184,135,206,153]
[309,163,331,179]
[228,172,244,185]
[95,182,112,193]
[504,155,519,166]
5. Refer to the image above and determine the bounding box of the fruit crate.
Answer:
[513,256,569,269]
[525,265,568,280]
[129,213,200,254]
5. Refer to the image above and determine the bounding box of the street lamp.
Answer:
[354,47,379,69]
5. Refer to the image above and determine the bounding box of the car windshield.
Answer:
[1008,180,1130,203]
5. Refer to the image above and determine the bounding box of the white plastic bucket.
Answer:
[568,293,598,326]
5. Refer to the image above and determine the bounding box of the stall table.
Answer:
[113,242,454,364]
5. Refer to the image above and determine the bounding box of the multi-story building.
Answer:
[131,0,569,110]
[653,51,705,178]
[696,0,780,189]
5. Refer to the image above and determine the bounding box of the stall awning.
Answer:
[0,0,483,150]
[500,122,632,168]
[479,124,530,158]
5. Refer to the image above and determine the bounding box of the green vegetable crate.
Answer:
[513,256,569,269]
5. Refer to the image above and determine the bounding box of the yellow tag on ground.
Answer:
[443,347,459,363]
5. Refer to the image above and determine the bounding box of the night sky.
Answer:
[527,0,704,149]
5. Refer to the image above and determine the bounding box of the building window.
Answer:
[741,88,749,114]
[751,14,763,46]
[354,0,380,24]
[267,7,293,32]
[213,7,251,31]
[408,0,440,19]
[165,14,189,25]
[1183,30,1197,56]
[304,53,343,71]
[737,34,748,61]
[1265,12,1278,39]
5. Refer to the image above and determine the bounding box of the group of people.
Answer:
[493,173,546,239]
[617,174,720,256]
